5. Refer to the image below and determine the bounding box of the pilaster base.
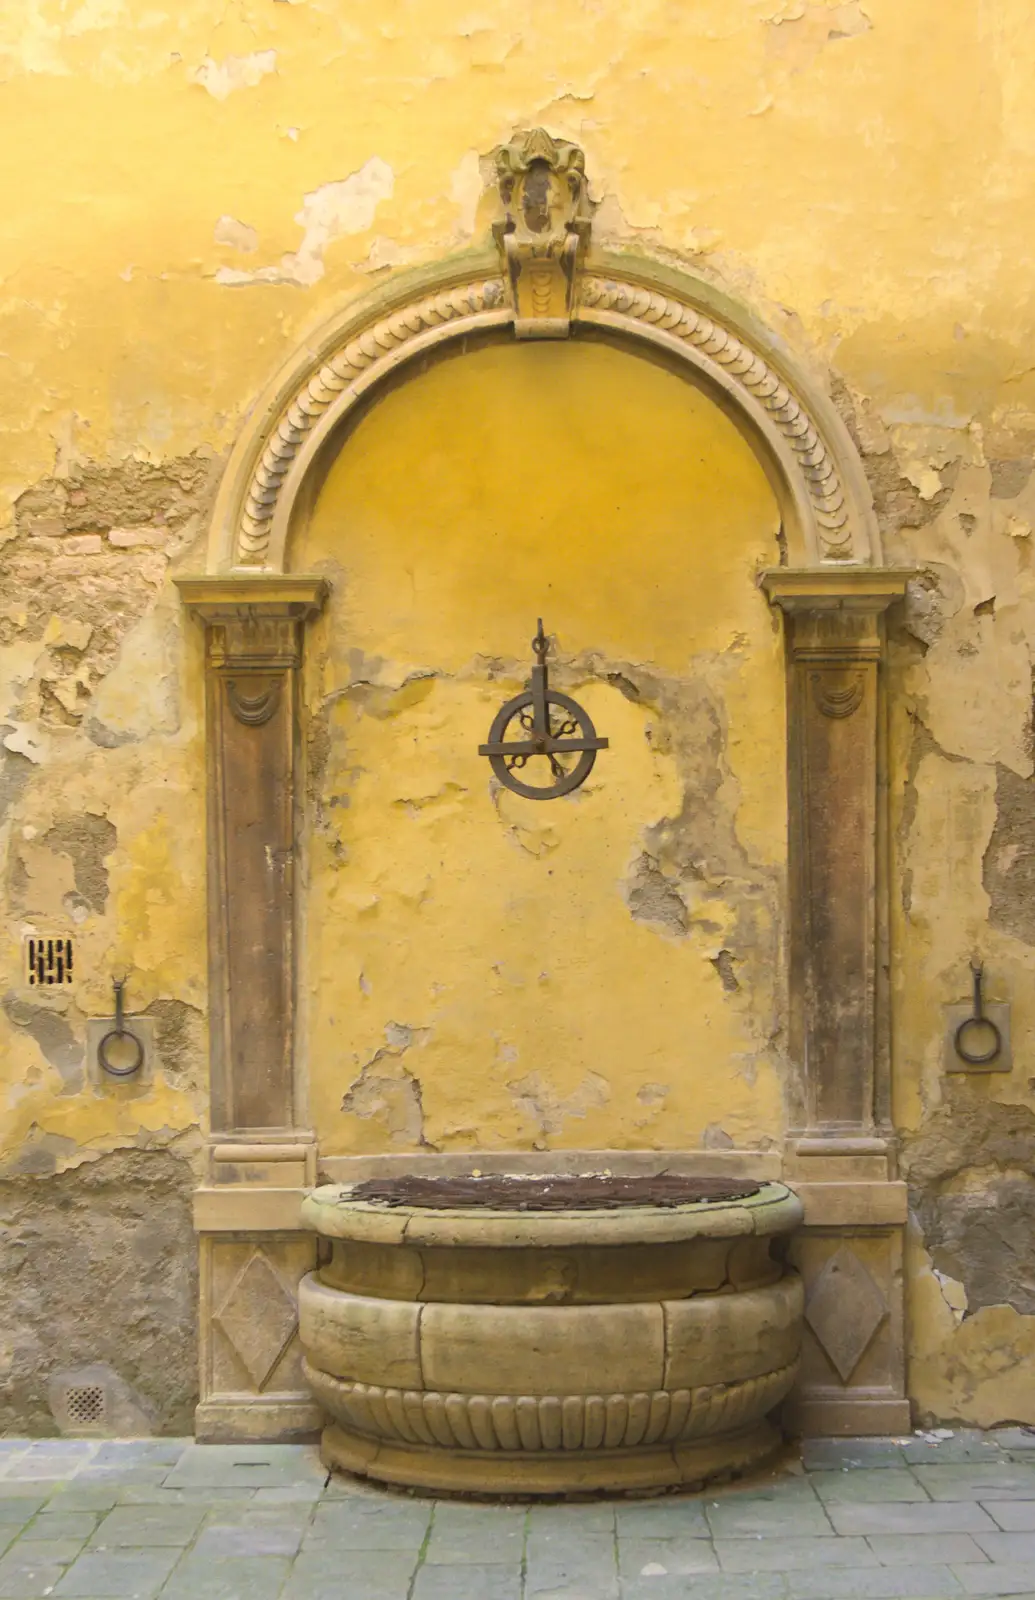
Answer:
[784,1162,910,1438]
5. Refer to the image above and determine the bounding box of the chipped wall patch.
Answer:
[189,51,277,101]
[216,160,395,288]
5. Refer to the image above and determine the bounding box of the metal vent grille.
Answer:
[25,936,74,987]
[64,1384,106,1428]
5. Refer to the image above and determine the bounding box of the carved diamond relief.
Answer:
[213,1251,298,1391]
[805,1245,887,1383]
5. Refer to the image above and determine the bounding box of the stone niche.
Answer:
[178,131,910,1449]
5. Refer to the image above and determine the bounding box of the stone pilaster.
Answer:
[176,575,327,1442]
[763,569,913,1436]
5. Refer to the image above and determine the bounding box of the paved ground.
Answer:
[2,1431,1035,1598]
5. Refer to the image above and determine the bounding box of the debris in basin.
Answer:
[349,1172,763,1210]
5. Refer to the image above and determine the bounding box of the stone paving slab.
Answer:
[827,1500,998,1534]
[789,1567,967,1597]
[413,1563,522,1599]
[955,1566,1035,1595]
[283,1549,418,1600]
[715,1532,878,1571]
[913,1464,1035,1500]
[618,1534,720,1575]
[1,1430,1035,1597]
[983,1499,1035,1530]
[864,1531,989,1565]
[88,1507,208,1546]
[811,1470,933,1503]
[705,1494,835,1537]
[160,1553,292,1600]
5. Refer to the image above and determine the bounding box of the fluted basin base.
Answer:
[301,1173,804,1497]
[320,1416,782,1495]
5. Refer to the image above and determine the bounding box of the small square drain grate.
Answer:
[64,1384,107,1429]
[25,936,74,987]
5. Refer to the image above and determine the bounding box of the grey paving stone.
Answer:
[71,1468,171,1488]
[982,1500,1035,1530]
[991,1429,1035,1454]
[0,1537,16,1562]
[423,1503,525,1564]
[802,1439,908,1471]
[4,1541,88,1565]
[51,1546,180,1597]
[43,1489,120,1513]
[19,1445,96,1468]
[0,1506,40,1526]
[18,1515,97,1542]
[306,1498,431,1549]
[865,1532,989,1565]
[525,1549,620,1598]
[0,1479,66,1495]
[159,1553,292,1600]
[90,1443,189,1468]
[0,1558,69,1599]
[412,1563,522,1600]
[615,1499,710,1538]
[706,1496,836,1538]
[715,1534,877,1572]
[617,1579,787,1600]
[787,1566,965,1598]
[902,1432,1005,1466]
[527,1502,617,1533]
[827,1502,998,1535]
[618,1536,719,1576]
[972,1531,1035,1563]
[115,1486,250,1506]
[283,1549,417,1600]
[191,1524,304,1558]
[89,1506,207,1546]
[201,1503,313,1532]
[913,1465,1035,1501]
[251,1484,324,1504]
[955,1566,1035,1595]
[810,1471,932,1504]
[163,1444,326,1490]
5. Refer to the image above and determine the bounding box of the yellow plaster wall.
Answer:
[1,0,1035,1425]
[296,340,785,1153]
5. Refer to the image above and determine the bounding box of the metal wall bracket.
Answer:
[944,963,1012,1074]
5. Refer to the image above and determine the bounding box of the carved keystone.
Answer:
[493,128,591,338]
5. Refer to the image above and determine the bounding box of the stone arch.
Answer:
[205,253,881,574]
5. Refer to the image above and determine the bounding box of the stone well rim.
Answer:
[301,1178,802,1248]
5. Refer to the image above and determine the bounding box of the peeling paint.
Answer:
[189,51,277,101]
[216,161,395,288]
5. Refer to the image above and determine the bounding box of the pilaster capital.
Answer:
[760,568,914,660]
[175,575,329,670]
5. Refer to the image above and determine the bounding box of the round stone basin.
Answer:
[300,1172,804,1495]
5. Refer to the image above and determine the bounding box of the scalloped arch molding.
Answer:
[206,256,882,574]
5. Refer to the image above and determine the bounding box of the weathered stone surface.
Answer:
[297,1277,422,1388]
[0,1150,198,1435]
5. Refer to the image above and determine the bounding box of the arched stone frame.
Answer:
[177,241,913,1444]
[205,251,880,575]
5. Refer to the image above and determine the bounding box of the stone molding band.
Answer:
[303,1359,798,1453]
[222,267,876,573]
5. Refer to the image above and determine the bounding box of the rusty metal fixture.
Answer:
[351,1172,762,1211]
[954,960,1003,1066]
[478,620,608,800]
[96,976,144,1079]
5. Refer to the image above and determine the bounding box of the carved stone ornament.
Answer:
[225,676,282,727]
[810,669,865,719]
[493,127,591,338]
